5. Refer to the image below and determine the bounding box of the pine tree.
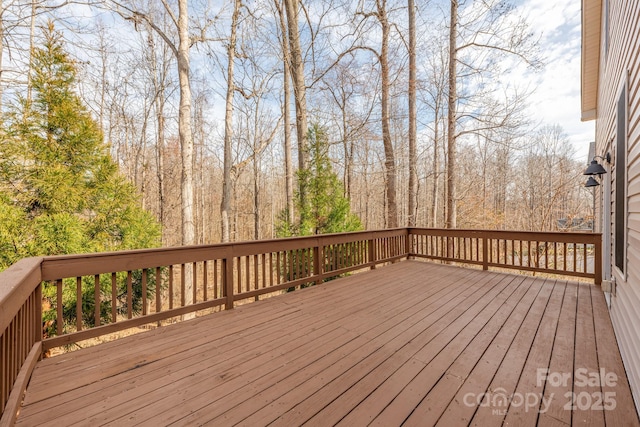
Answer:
[277,124,362,237]
[0,22,160,333]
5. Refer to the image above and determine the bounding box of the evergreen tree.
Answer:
[277,124,362,237]
[0,22,160,333]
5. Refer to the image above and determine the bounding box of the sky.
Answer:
[515,0,595,161]
[58,0,594,162]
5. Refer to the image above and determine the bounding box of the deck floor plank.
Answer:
[167,267,492,426]
[253,271,512,427]
[386,275,546,427]
[14,261,640,427]
[426,275,544,426]
[46,263,447,426]
[537,280,579,426]
[571,283,605,426]
[501,279,566,426]
[396,275,542,426]
[468,277,557,426]
[327,274,530,427]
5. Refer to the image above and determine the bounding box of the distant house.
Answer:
[581,0,640,412]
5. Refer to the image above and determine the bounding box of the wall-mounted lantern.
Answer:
[583,153,611,187]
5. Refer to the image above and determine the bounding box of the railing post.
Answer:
[368,237,376,270]
[482,235,489,271]
[405,229,413,260]
[314,239,323,286]
[594,234,602,286]
[35,283,43,345]
[224,248,234,310]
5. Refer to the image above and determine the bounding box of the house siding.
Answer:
[595,0,640,412]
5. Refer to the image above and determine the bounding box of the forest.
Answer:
[0,0,593,264]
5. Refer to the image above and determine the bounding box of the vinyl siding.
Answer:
[595,0,640,413]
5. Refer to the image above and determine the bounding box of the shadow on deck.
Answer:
[14,261,639,426]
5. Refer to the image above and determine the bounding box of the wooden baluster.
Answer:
[156,267,162,313]
[269,253,274,288]
[111,273,117,323]
[213,260,219,299]
[168,266,174,310]
[224,252,234,310]
[142,269,148,315]
[127,272,133,319]
[245,256,250,293]
[237,257,242,294]
[192,262,197,304]
[261,253,266,289]
[94,275,101,327]
[180,264,186,307]
[277,251,282,284]
[76,277,83,331]
[203,261,208,301]
[367,239,374,269]
[482,236,488,270]
[254,255,259,300]
[289,251,294,283]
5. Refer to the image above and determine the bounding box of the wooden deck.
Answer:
[14,261,639,426]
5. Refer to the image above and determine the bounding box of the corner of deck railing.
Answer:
[0,257,44,426]
[594,232,603,286]
[0,257,44,334]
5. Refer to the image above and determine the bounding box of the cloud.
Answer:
[515,0,595,160]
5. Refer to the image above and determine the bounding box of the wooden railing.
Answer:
[0,228,600,423]
[408,228,601,284]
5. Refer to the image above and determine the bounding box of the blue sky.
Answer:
[515,0,594,160]
[60,0,593,162]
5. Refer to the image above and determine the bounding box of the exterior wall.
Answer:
[594,0,640,412]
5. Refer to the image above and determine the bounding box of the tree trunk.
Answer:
[26,0,37,106]
[276,0,295,225]
[284,0,309,211]
[177,0,195,313]
[431,113,440,228]
[446,0,458,229]
[407,0,417,227]
[254,156,260,240]
[379,1,397,228]
[221,0,240,243]
[156,102,166,244]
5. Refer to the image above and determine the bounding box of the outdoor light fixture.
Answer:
[585,176,600,187]
[583,152,611,187]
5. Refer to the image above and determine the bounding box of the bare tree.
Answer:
[221,0,241,243]
[274,0,294,225]
[109,0,197,315]
[283,0,308,175]
[446,0,458,229]
[407,0,417,227]
[445,0,540,229]
[356,0,398,228]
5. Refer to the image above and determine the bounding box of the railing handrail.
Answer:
[408,227,601,241]
[39,228,408,280]
[0,258,43,334]
[0,227,602,424]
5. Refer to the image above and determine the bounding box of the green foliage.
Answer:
[276,124,362,290]
[0,22,161,335]
[277,124,362,237]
